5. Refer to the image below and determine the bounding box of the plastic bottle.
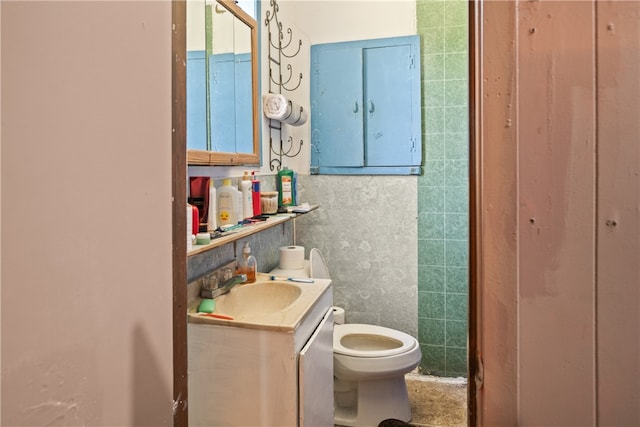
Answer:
[191,203,200,234]
[234,185,243,223]
[186,204,193,251]
[277,167,296,207]
[251,171,261,216]
[238,242,257,283]
[240,171,254,219]
[207,179,217,232]
[217,178,239,226]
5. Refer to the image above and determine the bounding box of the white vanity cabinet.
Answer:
[188,282,334,426]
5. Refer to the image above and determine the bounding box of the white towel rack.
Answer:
[265,0,303,171]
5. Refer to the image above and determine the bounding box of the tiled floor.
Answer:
[406,373,467,427]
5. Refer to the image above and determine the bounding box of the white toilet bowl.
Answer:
[333,323,421,426]
[271,248,422,427]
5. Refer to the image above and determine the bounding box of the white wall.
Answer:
[1,2,174,425]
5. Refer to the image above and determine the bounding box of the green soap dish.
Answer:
[197,299,215,313]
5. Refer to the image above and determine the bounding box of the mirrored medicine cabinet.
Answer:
[186,0,259,165]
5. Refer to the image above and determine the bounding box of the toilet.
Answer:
[271,248,422,427]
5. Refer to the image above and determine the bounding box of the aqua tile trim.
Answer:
[444,185,468,213]
[445,320,467,347]
[444,25,468,53]
[422,160,445,186]
[422,26,445,54]
[425,106,445,134]
[445,213,468,240]
[419,213,445,239]
[424,53,445,80]
[418,185,445,213]
[445,293,468,321]
[445,346,468,374]
[419,265,445,292]
[445,266,468,293]
[444,0,467,27]
[444,52,467,79]
[421,239,445,266]
[417,1,444,29]
[424,132,445,160]
[418,0,468,378]
[444,132,468,160]
[421,344,446,374]
[420,291,446,319]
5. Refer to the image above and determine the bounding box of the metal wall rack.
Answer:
[265,0,304,171]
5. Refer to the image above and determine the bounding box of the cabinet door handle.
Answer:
[353,101,359,113]
[368,100,375,114]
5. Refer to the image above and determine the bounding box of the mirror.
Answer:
[187,0,259,165]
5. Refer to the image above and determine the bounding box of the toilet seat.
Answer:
[334,324,417,358]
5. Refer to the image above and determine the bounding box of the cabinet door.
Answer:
[210,53,236,153]
[311,45,364,167]
[365,44,421,167]
[299,307,334,427]
[234,53,253,154]
[187,51,207,151]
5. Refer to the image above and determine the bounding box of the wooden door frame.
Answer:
[172,1,188,426]
[468,0,479,426]
[171,1,481,426]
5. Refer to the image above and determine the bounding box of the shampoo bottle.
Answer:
[277,167,296,207]
[238,242,257,283]
[240,172,253,219]
[217,179,239,226]
[251,171,261,216]
[207,179,217,232]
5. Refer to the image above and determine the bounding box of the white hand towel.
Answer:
[262,93,307,126]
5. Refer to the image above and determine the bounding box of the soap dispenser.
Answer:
[238,242,257,283]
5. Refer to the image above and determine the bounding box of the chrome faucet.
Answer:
[200,273,247,299]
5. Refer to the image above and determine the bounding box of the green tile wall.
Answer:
[417,0,468,377]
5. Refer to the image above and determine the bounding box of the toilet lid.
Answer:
[309,248,331,279]
[333,324,418,358]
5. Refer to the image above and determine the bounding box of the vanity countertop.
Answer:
[188,273,332,332]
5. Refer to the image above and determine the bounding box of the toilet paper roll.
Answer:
[279,245,305,270]
[333,306,345,325]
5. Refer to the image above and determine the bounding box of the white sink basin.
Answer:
[188,273,332,331]
[215,280,302,317]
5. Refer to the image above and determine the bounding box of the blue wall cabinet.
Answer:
[310,36,422,175]
[209,53,253,154]
[187,51,207,151]
[209,53,236,153]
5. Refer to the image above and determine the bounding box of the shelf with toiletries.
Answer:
[187,205,318,257]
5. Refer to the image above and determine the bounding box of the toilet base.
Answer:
[334,375,412,427]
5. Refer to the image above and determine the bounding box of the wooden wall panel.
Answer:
[595,2,640,425]
[516,1,597,425]
[477,1,519,425]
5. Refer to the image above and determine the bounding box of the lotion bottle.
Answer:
[207,179,217,232]
[240,171,253,219]
[217,178,238,226]
[238,242,257,283]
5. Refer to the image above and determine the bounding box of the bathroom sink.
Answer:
[188,273,332,331]
[214,281,302,317]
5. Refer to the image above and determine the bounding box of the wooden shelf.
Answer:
[187,205,318,257]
